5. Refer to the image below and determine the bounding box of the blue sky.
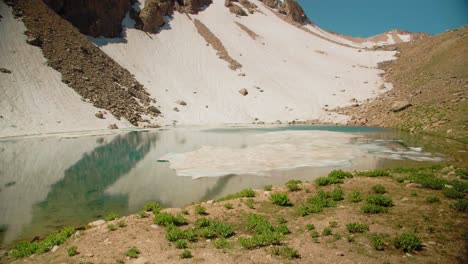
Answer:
[297,0,468,37]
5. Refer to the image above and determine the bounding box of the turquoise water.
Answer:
[0,125,454,247]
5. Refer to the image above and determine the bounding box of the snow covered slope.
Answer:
[92,0,396,125]
[0,2,130,138]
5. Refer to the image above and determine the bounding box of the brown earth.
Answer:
[235,21,259,40]
[3,166,466,263]
[11,0,159,126]
[194,19,242,70]
[336,26,468,144]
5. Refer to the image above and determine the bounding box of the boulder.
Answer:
[26,36,43,47]
[176,100,187,106]
[239,88,248,96]
[176,0,213,14]
[108,124,119,129]
[390,100,412,112]
[260,0,278,8]
[148,105,161,114]
[0,68,12,74]
[95,112,104,119]
[139,0,173,33]
[88,219,106,227]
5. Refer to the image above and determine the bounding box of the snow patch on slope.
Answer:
[92,0,396,125]
[0,2,130,138]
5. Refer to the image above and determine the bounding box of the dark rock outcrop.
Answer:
[174,0,212,14]
[281,0,307,24]
[259,0,278,8]
[138,0,173,33]
[42,0,132,38]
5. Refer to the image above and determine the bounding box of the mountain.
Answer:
[0,0,428,137]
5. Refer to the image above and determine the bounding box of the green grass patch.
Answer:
[180,249,192,259]
[153,212,187,227]
[195,205,207,215]
[346,223,369,233]
[137,211,149,218]
[174,240,187,249]
[144,202,163,213]
[393,232,422,252]
[224,203,233,209]
[105,213,119,221]
[264,185,273,191]
[213,238,232,249]
[369,233,389,251]
[245,198,255,209]
[361,204,388,214]
[67,246,78,257]
[356,169,390,177]
[216,188,256,202]
[107,224,116,231]
[366,195,393,207]
[270,193,292,206]
[10,227,75,258]
[270,246,300,259]
[285,180,302,192]
[371,184,386,194]
[348,191,362,203]
[451,199,468,211]
[322,228,332,236]
[126,246,140,258]
[442,188,465,199]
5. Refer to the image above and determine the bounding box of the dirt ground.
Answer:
[3,166,466,264]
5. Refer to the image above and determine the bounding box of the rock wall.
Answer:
[42,0,132,38]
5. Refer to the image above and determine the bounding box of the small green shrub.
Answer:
[277,216,287,224]
[180,249,192,259]
[195,205,207,215]
[361,204,388,214]
[126,247,140,258]
[153,212,187,227]
[455,168,468,179]
[371,184,386,194]
[194,218,234,238]
[270,246,300,259]
[137,211,149,218]
[426,196,440,203]
[346,223,369,233]
[107,224,116,231]
[306,224,315,230]
[442,188,465,199]
[270,193,292,206]
[310,230,319,238]
[174,240,187,249]
[264,185,273,191]
[393,232,422,252]
[330,188,344,201]
[67,246,78,257]
[224,203,233,209]
[213,238,232,249]
[329,221,338,228]
[105,213,119,221]
[366,195,393,207]
[315,177,343,186]
[369,233,388,251]
[166,226,196,242]
[238,233,284,249]
[451,199,468,211]
[181,209,189,215]
[245,198,255,209]
[216,188,256,202]
[117,220,126,228]
[285,180,302,192]
[329,170,353,179]
[347,235,355,242]
[322,228,332,236]
[144,202,163,213]
[333,233,342,240]
[348,191,362,202]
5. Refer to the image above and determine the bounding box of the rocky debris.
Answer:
[108,124,119,129]
[43,0,131,38]
[390,100,411,112]
[173,107,179,112]
[239,88,248,96]
[51,245,59,253]
[193,19,242,70]
[14,0,158,126]
[26,36,43,47]
[225,1,247,16]
[95,112,105,119]
[279,0,307,24]
[174,0,213,14]
[88,219,106,227]
[176,100,187,106]
[139,0,173,33]
[0,68,12,74]
[148,105,161,114]
[259,0,278,8]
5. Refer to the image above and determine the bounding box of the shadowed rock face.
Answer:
[281,0,307,23]
[42,0,133,37]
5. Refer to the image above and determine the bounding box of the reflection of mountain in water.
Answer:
[21,132,158,239]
